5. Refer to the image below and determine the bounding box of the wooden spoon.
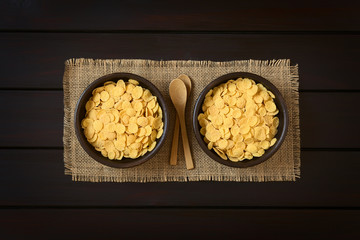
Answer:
[170,74,192,166]
[169,79,194,170]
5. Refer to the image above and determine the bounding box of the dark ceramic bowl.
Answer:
[193,72,288,168]
[75,72,169,168]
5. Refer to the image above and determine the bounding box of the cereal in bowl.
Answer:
[81,79,164,160]
[198,78,279,162]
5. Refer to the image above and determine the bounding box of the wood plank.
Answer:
[0,209,359,240]
[0,150,359,206]
[300,92,360,148]
[0,0,359,31]
[0,91,63,147]
[0,33,359,90]
[1,91,359,148]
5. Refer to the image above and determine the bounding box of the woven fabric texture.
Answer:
[63,58,300,182]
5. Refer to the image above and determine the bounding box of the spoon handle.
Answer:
[178,112,194,170]
[169,114,180,165]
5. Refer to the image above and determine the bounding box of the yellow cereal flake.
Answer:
[207,141,214,150]
[253,94,263,104]
[93,120,103,133]
[244,151,253,160]
[156,129,163,139]
[142,89,153,102]
[205,129,221,142]
[213,147,228,160]
[114,140,125,151]
[198,77,279,160]
[148,142,156,151]
[88,133,98,143]
[254,127,266,141]
[116,80,126,88]
[106,131,116,141]
[85,100,95,111]
[126,83,135,94]
[93,86,104,94]
[138,127,146,137]
[270,138,277,147]
[152,117,162,129]
[81,118,93,129]
[145,125,152,136]
[102,98,115,109]
[223,117,233,128]
[214,98,225,109]
[128,79,139,86]
[99,114,111,124]
[265,101,276,112]
[131,86,143,99]
[125,108,136,117]
[258,107,267,116]
[87,109,97,120]
[136,117,148,127]
[248,116,258,127]
[111,86,125,97]
[104,81,115,86]
[247,85,258,96]
[127,134,136,145]
[153,103,159,113]
[228,83,236,92]
[147,99,156,109]
[101,149,108,157]
[268,91,275,99]
[200,127,206,136]
[199,118,209,128]
[239,125,250,135]
[260,140,270,150]
[129,149,139,159]
[133,101,143,112]
[84,126,95,139]
[121,92,132,102]
[150,130,157,142]
[81,79,164,161]
[122,100,132,110]
[273,117,279,128]
[127,123,138,134]
[100,91,110,102]
[217,139,228,149]
[104,140,115,152]
[212,115,223,126]
[232,109,242,118]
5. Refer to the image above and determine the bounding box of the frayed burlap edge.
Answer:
[63,62,72,175]
[290,64,301,178]
[70,174,296,183]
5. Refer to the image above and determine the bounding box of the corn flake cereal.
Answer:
[198,78,279,162]
[81,79,164,160]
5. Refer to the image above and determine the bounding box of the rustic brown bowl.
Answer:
[75,72,169,168]
[192,72,288,168]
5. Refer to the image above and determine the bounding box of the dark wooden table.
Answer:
[1,1,360,239]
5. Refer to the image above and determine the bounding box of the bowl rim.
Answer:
[74,72,169,168]
[192,72,289,168]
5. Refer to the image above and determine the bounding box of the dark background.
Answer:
[0,0,359,239]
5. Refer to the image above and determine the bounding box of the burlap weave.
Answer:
[63,58,300,182]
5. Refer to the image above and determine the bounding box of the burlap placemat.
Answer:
[63,58,300,182]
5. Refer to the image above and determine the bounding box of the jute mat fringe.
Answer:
[63,59,300,182]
